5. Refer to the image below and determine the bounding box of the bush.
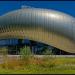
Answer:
[20,46,32,65]
[0,47,8,55]
[42,46,53,55]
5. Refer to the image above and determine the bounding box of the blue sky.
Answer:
[0,1,75,17]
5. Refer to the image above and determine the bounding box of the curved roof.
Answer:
[0,7,75,53]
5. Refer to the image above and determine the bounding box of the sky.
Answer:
[0,1,75,17]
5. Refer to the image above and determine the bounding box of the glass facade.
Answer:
[0,38,74,55]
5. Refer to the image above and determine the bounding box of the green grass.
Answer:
[0,67,75,74]
[0,56,75,74]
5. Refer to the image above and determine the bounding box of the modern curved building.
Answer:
[0,7,75,54]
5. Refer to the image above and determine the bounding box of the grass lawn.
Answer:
[0,56,75,74]
[0,68,75,74]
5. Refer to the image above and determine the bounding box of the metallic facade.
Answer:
[0,7,75,53]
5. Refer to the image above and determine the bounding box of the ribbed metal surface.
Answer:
[0,8,75,53]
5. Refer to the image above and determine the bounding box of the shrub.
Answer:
[20,46,32,65]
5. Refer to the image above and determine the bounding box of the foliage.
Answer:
[42,46,53,55]
[0,47,8,55]
[20,46,32,62]
[0,57,75,74]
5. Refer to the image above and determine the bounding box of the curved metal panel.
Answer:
[0,8,75,53]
